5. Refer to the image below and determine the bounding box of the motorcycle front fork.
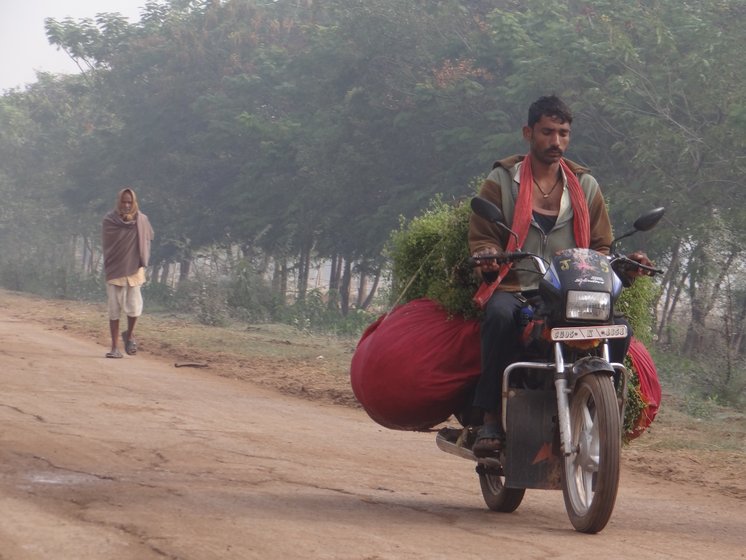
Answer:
[502,341,627,457]
[552,342,574,456]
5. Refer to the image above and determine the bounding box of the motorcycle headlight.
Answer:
[565,291,611,321]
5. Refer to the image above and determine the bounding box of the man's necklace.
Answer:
[533,176,561,198]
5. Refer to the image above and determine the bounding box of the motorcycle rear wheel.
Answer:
[478,466,525,513]
[561,374,621,533]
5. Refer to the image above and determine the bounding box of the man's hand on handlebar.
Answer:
[613,251,662,286]
[625,251,654,278]
[471,247,502,273]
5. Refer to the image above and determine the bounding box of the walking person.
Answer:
[102,187,155,358]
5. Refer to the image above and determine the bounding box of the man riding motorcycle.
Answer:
[468,95,651,457]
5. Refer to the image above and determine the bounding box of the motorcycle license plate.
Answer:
[550,325,628,341]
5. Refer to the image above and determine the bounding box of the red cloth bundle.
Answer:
[351,299,661,437]
[626,337,662,439]
[350,298,481,430]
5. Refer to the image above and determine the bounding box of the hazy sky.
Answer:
[1,0,148,91]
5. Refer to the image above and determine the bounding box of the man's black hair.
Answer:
[527,95,573,128]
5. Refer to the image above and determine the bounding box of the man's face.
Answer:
[120,192,134,215]
[523,115,571,165]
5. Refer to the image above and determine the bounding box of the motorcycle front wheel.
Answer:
[561,373,621,533]
[478,465,525,513]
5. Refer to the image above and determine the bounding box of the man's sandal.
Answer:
[105,349,123,359]
[122,331,137,355]
[472,423,505,458]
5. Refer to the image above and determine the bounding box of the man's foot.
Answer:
[105,349,123,359]
[472,423,505,458]
[122,331,137,355]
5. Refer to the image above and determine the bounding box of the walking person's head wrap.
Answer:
[116,187,140,222]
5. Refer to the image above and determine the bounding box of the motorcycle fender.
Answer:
[569,356,615,388]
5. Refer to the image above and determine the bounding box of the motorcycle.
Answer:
[435,196,664,533]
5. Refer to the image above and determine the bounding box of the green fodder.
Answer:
[386,196,480,318]
[616,275,660,346]
[623,354,647,442]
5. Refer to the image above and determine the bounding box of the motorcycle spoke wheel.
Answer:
[561,374,621,533]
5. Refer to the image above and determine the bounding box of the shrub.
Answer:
[155,279,229,326]
[141,281,176,310]
[226,260,278,323]
[275,289,378,337]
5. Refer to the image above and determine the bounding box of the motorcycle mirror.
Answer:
[611,207,666,249]
[633,207,665,232]
[470,196,521,249]
[470,196,505,225]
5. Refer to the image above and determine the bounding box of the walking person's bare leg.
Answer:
[106,319,123,358]
[123,315,138,355]
[109,319,120,353]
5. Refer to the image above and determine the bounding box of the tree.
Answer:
[0,0,742,352]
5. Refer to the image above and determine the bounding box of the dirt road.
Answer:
[0,311,744,559]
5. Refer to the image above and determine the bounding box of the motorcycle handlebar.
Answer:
[612,255,664,276]
[469,252,665,278]
[468,252,529,267]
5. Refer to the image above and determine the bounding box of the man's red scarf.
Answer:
[473,154,591,308]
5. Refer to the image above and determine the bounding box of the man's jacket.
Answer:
[468,155,613,292]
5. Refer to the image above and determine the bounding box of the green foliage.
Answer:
[140,282,176,311]
[681,393,720,420]
[0,260,102,301]
[387,195,480,318]
[652,344,746,411]
[53,273,105,302]
[152,279,229,327]
[3,0,746,395]
[158,270,281,328]
[616,276,660,346]
[274,289,378,337]
[195,282,230,327]
[622,357,646,443]
[226,260,279,323]
[148,274,375,337]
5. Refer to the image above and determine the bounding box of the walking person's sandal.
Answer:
[105,349,123,358]
[121,331,138,355]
